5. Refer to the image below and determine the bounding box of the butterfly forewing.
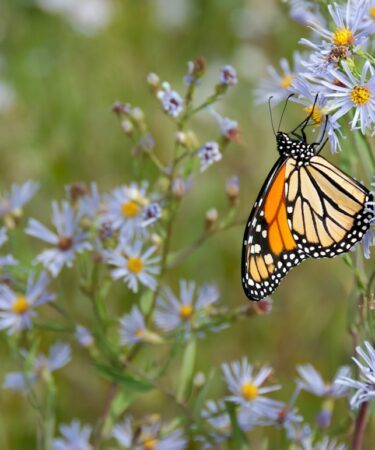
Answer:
[242,158,304,301]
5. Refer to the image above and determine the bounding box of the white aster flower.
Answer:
[119,306,147,347]
[337,341,375,408]
[103,182,154,239]
[296,364,351,398]
[26,201,93,277]
[255,51,304,105]
[3,341,71,392]
[157,82,184,117]
[323,61,375,134]
[222,357,281,408]
[219,65,238,86]
[0,180,39,226]
[0,271,55,334]
[104,239,160,293]
[198,141,222,172]
[75,325,94,348]
[53,419,92,450]
[154,280,219,335]
[113,416,187,450]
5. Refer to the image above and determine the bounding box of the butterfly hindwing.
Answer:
[285,155,372,258]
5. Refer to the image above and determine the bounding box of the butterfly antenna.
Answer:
[268,96,276,136]
[290,93,320,135]
[277,93,294,132]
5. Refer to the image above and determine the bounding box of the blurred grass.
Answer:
[0,0,373,448]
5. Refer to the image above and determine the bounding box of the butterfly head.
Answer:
[276,132,292,156]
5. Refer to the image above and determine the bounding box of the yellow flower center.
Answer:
[135,328,144,337]
[141,435,157,450]
[332,27,353,46]
[304,105,324,125]
[370,7,375,18]
[351,86,371,105]
[241,382,258,400]
[12,296,29,315]
[179,304,193,319]
[279,74,294,89]
[127,257,144,273]
[121,201,140,218]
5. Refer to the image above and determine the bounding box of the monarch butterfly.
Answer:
[241,97,373,301]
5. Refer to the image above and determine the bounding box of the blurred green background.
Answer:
[0,0,373,448]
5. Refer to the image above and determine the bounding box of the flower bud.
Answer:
[147,72,160,91]
[121,119,134,135]
[226,176,240,206]
[193,372,206,388]
[131,106,145,122]
[205,208,218,231]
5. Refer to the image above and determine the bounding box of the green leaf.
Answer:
[94,363,153,393]
[102,388,139,433]
[176,338,196,403]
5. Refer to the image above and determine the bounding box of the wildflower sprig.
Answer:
[2,3,375,445]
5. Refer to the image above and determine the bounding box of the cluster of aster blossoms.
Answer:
[0,58,252,449]
[256,0,375,257]
[257,0,375,148]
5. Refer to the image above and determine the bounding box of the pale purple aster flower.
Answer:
[3,341,71,392]
[323,61,375,134]
[291,77,344,153]
[142,202,162,227]
[222,357,281,408]
[104,239,160,292]
[361,228,374,258]
[198,141,222,172]
[157,82,184,117]
[75,325,94,348]
[237,404,268,432]
[287,0,325,26]
[154,280,219,334]
[254,399,303,429]
[134,422,187,450]
[286,422,312,448]
[337,341,375,408]
[119,306,145,346]
[316,408,332,428]
[78,182,101,219]
[199,400,230,449]
[309,437,347,450]
[255,52,304,105]
[103,182,150,238]
[112,417,132,447]
[0,271,55,334]
[0,180,39,223]
[296,364,351,398]
[113,416,187,450]
[2,372,37,392]
[0,227,17,267]
[308,0,375,48]
[26,201,93,277]
[209,108,239,141]
[219,65,238,87]
[53,420,92,450]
